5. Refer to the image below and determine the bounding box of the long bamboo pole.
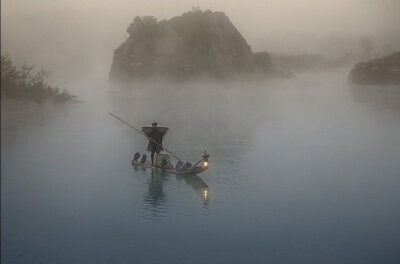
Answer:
[108,113,184,162]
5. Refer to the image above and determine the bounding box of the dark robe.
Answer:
[142,127,168,153]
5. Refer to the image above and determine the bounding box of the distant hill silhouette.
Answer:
[349,52,400,85]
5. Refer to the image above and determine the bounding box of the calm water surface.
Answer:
[2,72,400,263]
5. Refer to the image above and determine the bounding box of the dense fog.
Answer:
[2,0,400,82]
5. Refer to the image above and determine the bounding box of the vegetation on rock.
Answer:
[1,55,76,102]
[110,9,283,81]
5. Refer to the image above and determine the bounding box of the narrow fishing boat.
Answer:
[131,151,210,175]
[131,160,209,175]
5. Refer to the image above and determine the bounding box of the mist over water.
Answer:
[2,0,400,81]
[2,71,400,263]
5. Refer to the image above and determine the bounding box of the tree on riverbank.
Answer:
[1,55,76,102]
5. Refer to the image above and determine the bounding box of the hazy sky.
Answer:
[2,0,399,81]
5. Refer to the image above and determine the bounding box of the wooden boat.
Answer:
[131,160,209,175]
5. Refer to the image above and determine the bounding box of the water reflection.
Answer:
[350,83,400,113]
[175,174,209,205]
[143,170,168,221]
[142,167,210,220]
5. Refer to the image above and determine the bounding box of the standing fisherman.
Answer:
[142,121,169,165]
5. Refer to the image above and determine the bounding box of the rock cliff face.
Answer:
[349,52,400,85]
[109,10,280,81]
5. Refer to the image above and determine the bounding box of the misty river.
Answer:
[2,71,400,263]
